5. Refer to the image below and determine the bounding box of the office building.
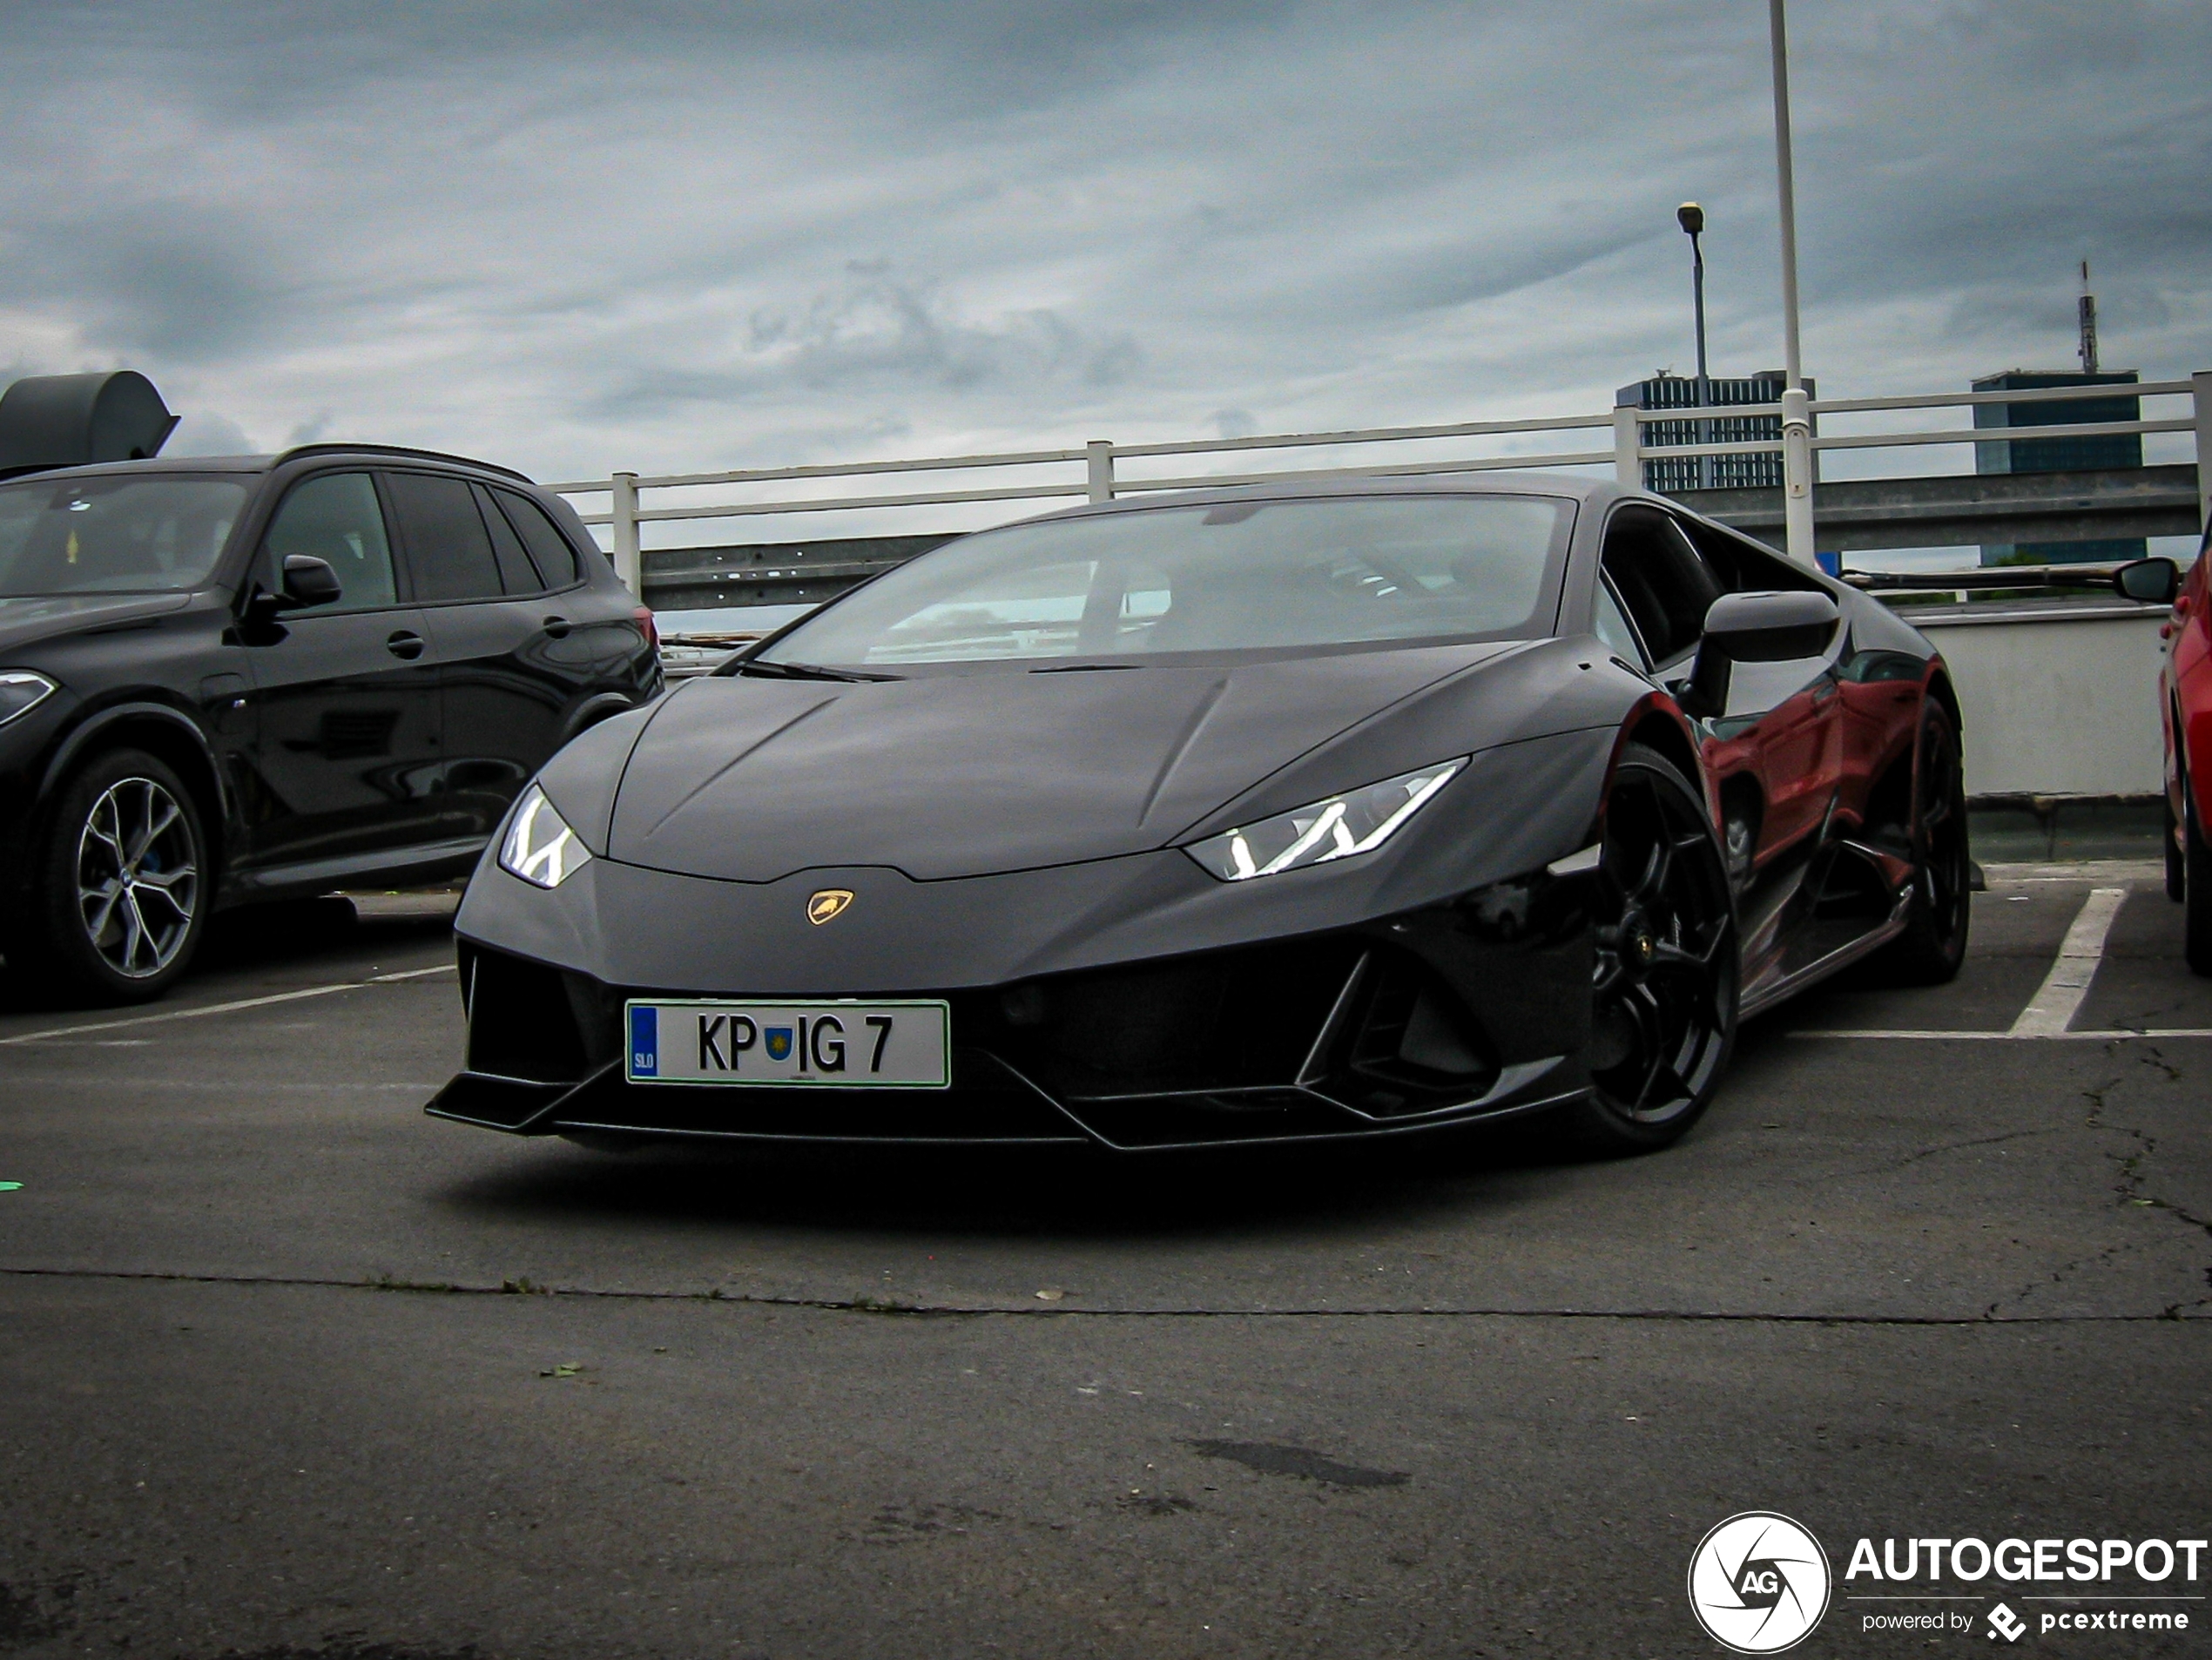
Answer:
[1614,372,1813,495]
[1973,368,2144,565]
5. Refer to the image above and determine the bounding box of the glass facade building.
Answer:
[1614,373,1812,495]
[1973,369,2144,566]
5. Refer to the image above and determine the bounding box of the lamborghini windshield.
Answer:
[0,474,248,596]
[754,493,1573,667]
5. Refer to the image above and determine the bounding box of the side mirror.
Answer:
[273,554,342,611]
[2114,557,2179,605]
[1685,590,1840,719]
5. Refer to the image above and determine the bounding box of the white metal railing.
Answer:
[546,373,2211,596]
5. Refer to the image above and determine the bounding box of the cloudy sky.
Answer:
[2,0,2206,500]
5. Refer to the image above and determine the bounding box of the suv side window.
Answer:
[491,489,582,590]
[261,473,399,611]
[1600,505,1725,669]
[472,484,543,597]
[386,472,503,604]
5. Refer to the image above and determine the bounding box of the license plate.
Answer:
[624,999,950,1089]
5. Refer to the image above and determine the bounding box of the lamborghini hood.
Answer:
[604,642,1518,882]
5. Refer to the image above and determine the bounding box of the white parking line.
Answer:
[0,963,455,1049]
[2008,887,2129,1036]
[1788,882,2204,1041]
[1790,1028,2212,1041]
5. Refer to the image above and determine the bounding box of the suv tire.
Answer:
[12,748,211,1004]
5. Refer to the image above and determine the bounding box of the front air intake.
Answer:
[1324,952,1501,1117]
[461,944,595,1084]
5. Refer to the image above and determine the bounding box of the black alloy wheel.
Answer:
[1563,741,1738,1156]
[13,747,209,1003]
[1877,700,1971,986]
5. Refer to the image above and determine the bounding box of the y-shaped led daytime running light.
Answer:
[1186,758,1466,882]
[498,784,591,888]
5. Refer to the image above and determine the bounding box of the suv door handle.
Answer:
[541,616,571,638]
[387,630,426,660]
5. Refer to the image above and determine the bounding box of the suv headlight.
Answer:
[1184,758,1467,882]
[0,671,57,728]
[498,783,592,888]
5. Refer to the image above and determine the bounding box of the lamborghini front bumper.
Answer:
[427,855,1601,1152]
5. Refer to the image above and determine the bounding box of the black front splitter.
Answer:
[425,1055,1587,1154]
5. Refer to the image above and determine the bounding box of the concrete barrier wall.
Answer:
[1917,606,2167,797]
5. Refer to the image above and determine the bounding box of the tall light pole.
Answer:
[1678,202,1710,489]
[1768,0,1817,565]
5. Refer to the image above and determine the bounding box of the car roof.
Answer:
[3,454,274,481]
[6,444,534,486]
[1007,468,1650,526]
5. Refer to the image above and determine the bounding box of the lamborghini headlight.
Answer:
[498,783,591,888]
[1184,758,1467,882]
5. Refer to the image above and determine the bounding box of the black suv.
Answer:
[0,444,661,1002]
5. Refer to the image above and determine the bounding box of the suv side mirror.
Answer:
[1684,590,1840,719]
[2114,557,2179,605]
[273,554,342,611]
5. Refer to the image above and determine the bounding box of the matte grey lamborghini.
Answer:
[428,476,1969,1155]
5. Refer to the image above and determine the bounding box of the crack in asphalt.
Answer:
[2114,995,2193,1030]
[1821,1126,2061,1182]
[1987,1055,2212,1321]
[2098,1052,2212,1319]
[2,1264,2204,1324]
[1990,1073,2138,1318]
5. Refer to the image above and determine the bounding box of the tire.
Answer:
[11,748,210,1004]
[1875,699,1971,986]
[1559,742,1739,1157]
[2184,775,2212,977]
[2167,780,2188,903]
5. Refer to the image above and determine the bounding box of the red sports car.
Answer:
[2155,539,2212,972]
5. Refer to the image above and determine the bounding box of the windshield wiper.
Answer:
[728,658,900,683]
[1028,662,1142,673]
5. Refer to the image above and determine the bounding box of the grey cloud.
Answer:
[0,0,2201,487]
[610,266,1143,404]
[164,411,260,456]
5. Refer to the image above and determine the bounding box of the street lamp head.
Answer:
[1676,202,1705,236]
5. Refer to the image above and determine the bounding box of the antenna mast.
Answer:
[2077,260,2100,375]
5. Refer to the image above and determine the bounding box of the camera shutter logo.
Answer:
[1687,1512,1831,1653]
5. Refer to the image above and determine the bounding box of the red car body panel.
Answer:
[2161,541,2212,839]
[1699,653,1929,881]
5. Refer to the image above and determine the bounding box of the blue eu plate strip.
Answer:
[629,1004,658,1078]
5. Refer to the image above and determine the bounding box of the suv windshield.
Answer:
[0,474,249,597]
[755,493,1573,667]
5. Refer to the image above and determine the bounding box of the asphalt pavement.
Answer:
[2,867,2208,1657]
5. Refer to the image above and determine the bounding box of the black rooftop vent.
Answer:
[0,371,180,479]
